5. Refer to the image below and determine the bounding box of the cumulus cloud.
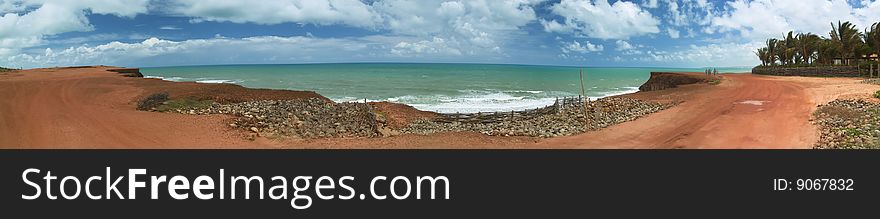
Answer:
[561,40,603,54]
[164,0,544,56]
[709,0,880,41]
[373,0,544,55]
[635,41,763,67]
[0,0,149,55]
[667,28,680,38]
[391,37,463,56]
[542,0,660,39]
[615,40,635,51]
[167,0,381,28]
[664,0,714,27]
[642,0,659,8]
[5,35,384,68]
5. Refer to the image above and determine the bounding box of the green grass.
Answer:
[875,90,880,99]
[154,98,214,112]
[708,79,721,85]
[0,67,13,72]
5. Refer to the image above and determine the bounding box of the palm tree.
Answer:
[780,31,797,65]
[816,38,838,65]
[796,33,820,65]
[765,38,779,66]
[830,21,862,65]
[755,47,769,66]
[864,22,880,60]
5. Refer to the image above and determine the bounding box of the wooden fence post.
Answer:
[579,69,590,127]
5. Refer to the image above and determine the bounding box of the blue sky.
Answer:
[2,0,880,68]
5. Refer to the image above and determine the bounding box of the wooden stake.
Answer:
[579,69,589,127]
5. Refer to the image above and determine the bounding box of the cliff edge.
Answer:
[639,72,714,92]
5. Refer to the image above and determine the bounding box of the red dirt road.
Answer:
[539,74,818,148]
[0,67,259,148]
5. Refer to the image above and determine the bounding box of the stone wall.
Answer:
[751,66,862,77]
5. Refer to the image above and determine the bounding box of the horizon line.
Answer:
[136,62,756,69]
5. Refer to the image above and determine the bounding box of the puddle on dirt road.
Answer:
[738,100,770,106]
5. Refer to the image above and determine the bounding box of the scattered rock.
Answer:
[171,98,379,139]
[862,78,880,85]
[168,96,671,140]
[813,99,880,149]
[402,97,672,138]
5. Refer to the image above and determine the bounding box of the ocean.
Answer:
[140,63,751,113]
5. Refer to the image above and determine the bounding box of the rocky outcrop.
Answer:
[173,99,380,139]
[752,66,862,77]
[639,72,710,92]
[108,68,144,77]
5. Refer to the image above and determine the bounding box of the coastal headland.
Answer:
[0,66,876,148]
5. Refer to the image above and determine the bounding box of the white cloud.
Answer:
[0,0,149,55]
[391,37,463,56]
[636,41,763,67]
[542,0,660,40]
[5,35,386,68]
[1,0,549,67]
[667,28,680,38]
[664,0,714,27]
[165,0,544,57]
[709,0,880,41]
[168,0,381,28]
[615,40,635,51]
[561,40,603,54]
[642,0,659,8]
[373,0,544,54]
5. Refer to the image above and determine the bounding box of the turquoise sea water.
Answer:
[140,63,751,113]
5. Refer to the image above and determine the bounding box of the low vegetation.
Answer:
[136,92,169,111]
[874,90,880,99]
[154,98,214,112]
[137,92,215,112]
[0,67,14,72]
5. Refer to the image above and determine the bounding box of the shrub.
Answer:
[875,90,880,99]
[154,98,213,112]
[137,92,169,111]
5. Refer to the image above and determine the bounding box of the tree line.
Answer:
[755,21,880,67]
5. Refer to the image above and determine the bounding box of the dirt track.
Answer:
[540,74,818,148]
[0,67,259,148]
[1,67,875,148]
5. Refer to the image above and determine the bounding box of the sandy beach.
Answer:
[0,66,876,149]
